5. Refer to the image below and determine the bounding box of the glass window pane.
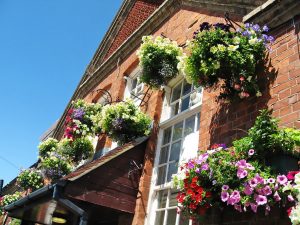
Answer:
[181,96,190,112]
[171,102,180,116]
[132,78,137,90]
[172,122,183,141]
[157,189,168,209]
[190,91,201,106]
[169,141,181,162]
[171,83,182,102]
[155,211,165,225]
[157,166,166,185]
[184,115,195,137]
[182,80,192,96]
[166,209,177,225]
[169,189,178,207]
[196,113,200,131]
[159,146,169,164]
[163,128,172,145]
[167,162,178,182]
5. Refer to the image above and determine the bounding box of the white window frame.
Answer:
[124,67,144,106]
[145,77,203,225]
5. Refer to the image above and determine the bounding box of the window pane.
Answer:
[157,166,166,185]
[171,102,180,116]
[163,128,172,145]
[132,78,137,90]
[171,83,182,102]
[196,113,200,131]
[157,189,168,209]
[182,80,192,96]
[155,211,165,225]
[172,122,183,141]
[190,91,201,106]
[181,96,190,112]
[169,141,181,162]
[169,190,178,207]
[167,162,178,182]
[184,115,195,137]
[166,209,177,225]
[159,146,169,164]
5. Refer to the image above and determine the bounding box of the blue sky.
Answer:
[0,0,122,185]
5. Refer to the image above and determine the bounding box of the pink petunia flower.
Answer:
[248,149,255,156]
[256,195,267,205]
[277,175,288,185]
[221,192,229,202]
[237,168,248,179]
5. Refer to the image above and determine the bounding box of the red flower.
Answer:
[287,171,299,180]
[192,176,198,184]
[205,191,212,198]
[287,207,293,216]
[189,203,197,210]
[195,194,203,203]
[176,193,185,203]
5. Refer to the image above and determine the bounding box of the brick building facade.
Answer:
[3,0,300,225]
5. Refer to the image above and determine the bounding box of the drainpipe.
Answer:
[53,183,88,225]
[0,179,3,196]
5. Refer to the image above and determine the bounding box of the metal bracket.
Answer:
[128,160,143,178]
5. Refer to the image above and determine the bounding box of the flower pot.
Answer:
[265,154,299,174]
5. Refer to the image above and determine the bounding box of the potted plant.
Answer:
[100,99,151,145]
[59,137,94,163]
[137,35,184,88]
[179,22,274,100]
[40,152,72,181]
[38,138,59,158]
[17,168,44,191]
[0,192,22,216]
[64,99,102,139]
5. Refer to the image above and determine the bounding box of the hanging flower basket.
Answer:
[64,99,102,139]
[59,137,94,163]
[179,22,274,100]
[101,99,151,145]
[137,35,184,88]
[17,168,44,191]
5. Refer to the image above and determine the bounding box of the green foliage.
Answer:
[233,109,300,159]
[0,192,22,215]
[137,35,183,88]
[101,99,151,145]
[180,23,272,100]
[17,169,44,191]
[9,219,21,225]
[59,137,94,163]
[40,152,72,181]
[38,138,59,158]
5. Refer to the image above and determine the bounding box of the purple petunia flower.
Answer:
[268,36,275,43]
[73,108,85,120]
[199,22,211,31]
[250,203,258,213]
[234,204,242,212]
[249,178,258,188]
[228,190,241,205]
[277,175,288,185]
[262,185,272,196]
[252,24,260,32]
[274,191,281,202]
[256,195,267,205]
[221,192,229,202]
[288,195,295,202]
[245,23,251,28]
[201,163,209,171]
[248,149,255,156]
[222,185,229,191]
[242,30,251,37]
[237,168,248,179]
[262,25,269,32]
[187,161,195,169]
[212,180,217,185]
[255,174,265,184]
[195,168,201,173]
[244,185,253,196]
[267,178,275,184]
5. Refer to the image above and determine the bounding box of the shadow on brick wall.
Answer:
[208,56,278,147]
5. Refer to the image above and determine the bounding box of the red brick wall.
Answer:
[199,16,300,150]
[103,0,164,61]
[83,7,299,225]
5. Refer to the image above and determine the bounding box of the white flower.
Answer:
[249,38,258,45]
[228,45,239,51]
[233,36,240,45]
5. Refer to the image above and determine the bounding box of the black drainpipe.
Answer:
[0,179,3,196]
[53,183,88,225]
